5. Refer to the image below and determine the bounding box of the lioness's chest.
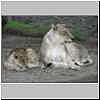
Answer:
[47,45,67,61]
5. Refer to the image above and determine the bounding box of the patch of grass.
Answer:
[4,20,88,41]
[4,20,50,36]
[72,29,84,41]
[71,25,88,41]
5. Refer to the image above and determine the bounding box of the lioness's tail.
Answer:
[83,58,93,66]
[76,58,93,66]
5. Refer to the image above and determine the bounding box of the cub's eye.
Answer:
[14,55,18,59]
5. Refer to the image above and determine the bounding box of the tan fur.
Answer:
[4,48,40,71]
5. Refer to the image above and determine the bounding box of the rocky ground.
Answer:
[1,34,98,83]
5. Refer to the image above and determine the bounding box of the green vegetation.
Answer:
[72,27,87,41]
[4,19,89,41]
[2,16,97,41]
[4,20,50,36]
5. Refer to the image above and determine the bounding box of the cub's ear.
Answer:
[51,24,57,31]
[26,48,33,52]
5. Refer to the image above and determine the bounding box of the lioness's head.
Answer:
[51,23,74,39]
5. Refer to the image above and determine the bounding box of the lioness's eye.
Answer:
[15,55,18,59]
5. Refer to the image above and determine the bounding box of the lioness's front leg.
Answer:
[41,62,54,72]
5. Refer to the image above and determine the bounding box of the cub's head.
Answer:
[11,48,28,67]
[4,48,40,71]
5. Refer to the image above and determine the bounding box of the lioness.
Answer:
[4,48,40,71]
[40,23,93,71]
[40,24,81,70]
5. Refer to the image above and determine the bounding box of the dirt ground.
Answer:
[1,35,98,83]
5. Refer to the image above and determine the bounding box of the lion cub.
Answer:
[4,48,40,71]
[64,41,93,66]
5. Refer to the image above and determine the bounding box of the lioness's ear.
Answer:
[51,24,57,31]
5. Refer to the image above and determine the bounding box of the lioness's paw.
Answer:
[71,65,81,71]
